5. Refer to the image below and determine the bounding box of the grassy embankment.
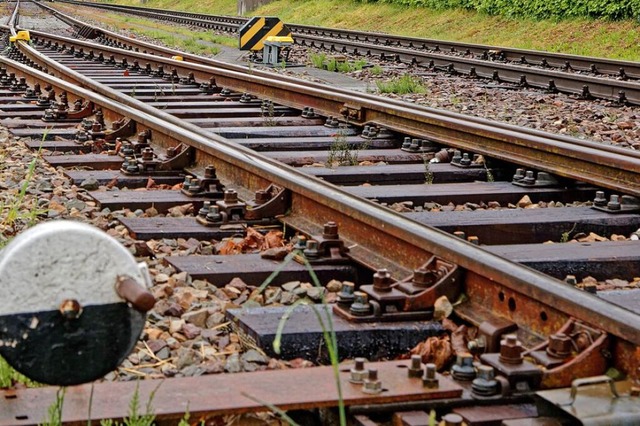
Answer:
[105,0,640,60]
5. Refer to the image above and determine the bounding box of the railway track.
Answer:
[1,1,639,424]
[51,0,640,105]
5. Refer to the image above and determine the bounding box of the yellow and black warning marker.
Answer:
[239,17,292,51]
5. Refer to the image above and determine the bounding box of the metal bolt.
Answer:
[422,363,438,388]
[362,369,382,394]
[254,190,269,205]
[204,166,217,179]
[142,148,154,161]
[303,239,319,258]
[59,299,82,320]
[451,353,476,381]
[337,281,355,306]
[522,170,536,185]
[512,168,525,182]
[499,334,524,365]
[408,355,422,378]
[471,365,498,397]
[224,189,238,203]
[198,201,211,217]
[293,236,307,251]
[564,275,577,286]
[459,153,472,166]
[410,138,420,150]
[349,291,371,316]
[412,267,434,288]
[451,150,462,164]
[593,191,607,206]
[547,333,572,359]
[402,137,411,149]
[372,269,392,293]
[349,357,367,383]
[323,221,339,240]
[206,205,222,222]
[608,194,621,211]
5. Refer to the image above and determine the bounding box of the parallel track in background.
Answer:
[53,0,640,104]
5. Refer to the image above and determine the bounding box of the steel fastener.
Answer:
[408,355,422,378]
[422,363,439,388]
[349,357,367,384]
[471,365,499,397]
[451,353,476,381]
[547,333,573,359]
[499,334,524,365]
[362,368,382,394]
[350,291,372,316]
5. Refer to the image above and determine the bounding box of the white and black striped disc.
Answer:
[0,221,148,385]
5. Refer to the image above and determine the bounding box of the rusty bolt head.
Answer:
[412,267,435,288]
[451,353,476,381]
[254,190,269,205]
[408,355,422,378]
[337,282,355,306]
[499,334,524,365]
[59,299,82,320]
[224,189,238,203]
[322,221,339,240]
[593,190,607,206]
[349,357,367,383]
[204,166,217,179]
[373,269,392,293]
[362,369,382,394]
[547,333,572,359]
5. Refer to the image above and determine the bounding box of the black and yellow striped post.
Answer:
[239,16,292,51]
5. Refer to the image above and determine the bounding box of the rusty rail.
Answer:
[4,37,640,349]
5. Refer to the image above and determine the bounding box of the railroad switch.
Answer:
[0,222,154,385]
[592,191,640,214]
[333,256,461,322]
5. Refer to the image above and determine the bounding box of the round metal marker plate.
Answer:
[0,221,149,385]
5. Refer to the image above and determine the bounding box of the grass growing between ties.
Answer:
[376,74,427,95]
[308,52,368,73]
[326,129,369,167]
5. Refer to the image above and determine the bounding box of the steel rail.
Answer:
[30,3,640,159]
[54,0,640,80]
[21,24,640,200]
[6,27,640,349]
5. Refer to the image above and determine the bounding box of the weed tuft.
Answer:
[326,129,369,167]
[376,74,427,95]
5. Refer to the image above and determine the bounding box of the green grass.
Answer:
[0,357,39,388]
[376,74,427,94]
[253,0,640,60]
[308,52,368,73]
